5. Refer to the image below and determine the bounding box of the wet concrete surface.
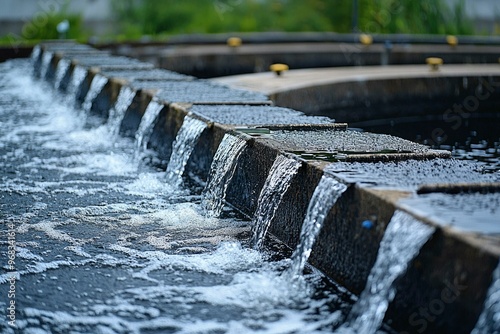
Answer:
[326,159,500,190]
[153,81,270,105]
[187,105,333,125]
[70,56,155,69]
[400,192,500,234]
[100,69,194,81]
[271,128,432,153]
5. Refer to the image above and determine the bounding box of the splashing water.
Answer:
[201,134,247,218]
[287,176,347,277]
[472,261,500,334]
[31,45,41,68]
[107,86,135,137]
[250,155,301,249]
[344,210,435,333]
[67,65,87,101]
[40,51,53,79]
[165,115,208,187]
[31,44,41,60]
[82,74,108,113]
[135,99,164,154]
[54,58,70,90]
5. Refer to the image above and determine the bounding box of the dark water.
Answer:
[353,116,500,173]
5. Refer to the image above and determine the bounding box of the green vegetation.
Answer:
[0,3,86,47]
[111,0,475,39]
[0,0,476,46]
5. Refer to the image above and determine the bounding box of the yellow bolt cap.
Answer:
[227,37,242,47]
[446,35,458,46]
[426,57,443,71]
[270,63,289,76]
[359,34,373,45]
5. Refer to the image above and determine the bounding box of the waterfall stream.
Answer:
[345,210,435,333]
[40,51,52,79]
[250,155,301,249]
[67,65,87,101]
[135,99,164,153]
[287,175,347,277]
[165,115,208,187]
[201,134,247,218]
[54,58,71,90]
[107,86,135,137]
[472,261,500,334]
[82,74,108,113]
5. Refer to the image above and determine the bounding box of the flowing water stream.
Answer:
[342,210,435,333]
[287,176,347,278]
[250,154,301,249]
[39,51,52,79]
[82,74,109,113]
[54,58,70,90]
[165,115,208,188]
[66,65,87,101]
[107,86,136,137]
[472,261,500,334]
[135,99,164,154]
[201,134,247,218]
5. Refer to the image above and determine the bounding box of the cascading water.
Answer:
[54,58,70,90]
[165,115,208,187]
[1,52,428,334]
[250,155,301,249]
[30,45,41,68]
[67,65,87,101]
[135,99,164,153]
[106,86,135,137]
[287,175,347,277]
[40,51,52,79]
[472,261,500,333]
[344,210,435,333]
[82,74,108,113]
[201,134,247,218]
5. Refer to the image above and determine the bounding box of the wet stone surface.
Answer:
[101,69,193,81]
[0,58,353,334]
[189,105,334,125]
[271,129,433,153]
[400,192,500,234]
[326,159,500,234]
[154,81,270,104]
[326,159,500,190]
[69,56,154,69]
[41,43,95,52]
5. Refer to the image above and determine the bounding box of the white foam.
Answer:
[110,241,262,278]
[17,247,44,261]
[124,172,174,197]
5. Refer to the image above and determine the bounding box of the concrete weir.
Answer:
[33,41,500,333]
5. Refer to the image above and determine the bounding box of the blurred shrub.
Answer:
[18,0,86,42]
[111,0,475,38]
